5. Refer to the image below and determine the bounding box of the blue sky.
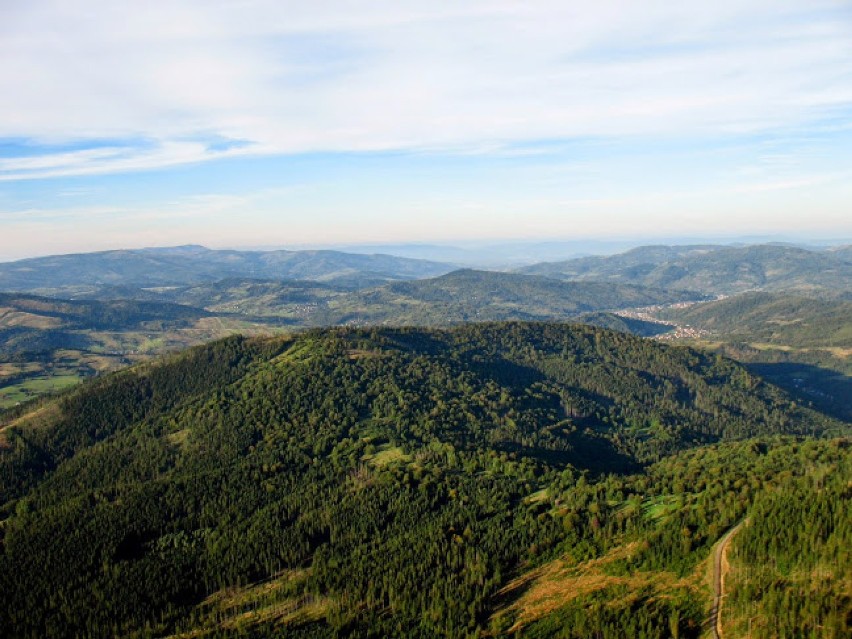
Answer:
[1,1,851,260]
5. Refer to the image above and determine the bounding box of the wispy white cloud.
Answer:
[1,0,850,178]
[0,141,253,181]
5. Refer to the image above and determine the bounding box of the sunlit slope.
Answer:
[0,323,845,637]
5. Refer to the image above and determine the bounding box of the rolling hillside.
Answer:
[0,292,209,358]
[0,324,846,638]
[0,271,703,409]
[654,292,852,422]
[0,292,258,409]
[26,270,703,328]
[308,269,704,326]
[90,278,350,320]
[0,292,207,332]
[658,292,852,348]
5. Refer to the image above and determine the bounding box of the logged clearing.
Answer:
[493,541,710,634]
[166,569,331,638]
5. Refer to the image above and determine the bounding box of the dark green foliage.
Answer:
[518,586,703,639]
[726,445,851,638]
[0,323,847,638]
[0,335,283,502]
[575,311,674,337]
[703,342,852,423]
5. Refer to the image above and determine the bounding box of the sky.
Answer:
[1,0,851,260]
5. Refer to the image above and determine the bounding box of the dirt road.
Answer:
[711,521,745,639]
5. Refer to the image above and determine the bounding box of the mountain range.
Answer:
[519,244,852,296]
[0,245,455,295]
[0,240,850,637]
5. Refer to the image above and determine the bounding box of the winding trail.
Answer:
[711,521,745,639]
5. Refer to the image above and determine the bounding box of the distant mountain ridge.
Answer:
[519,244,852,296]
[4,243,850,298]
[0,245,456,294]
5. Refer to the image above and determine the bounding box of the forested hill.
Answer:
[519,244,723,278]
[520,244,852,296]
[0,292,210,359]
[34,269,703,326]
[658,292,852,348]
[0,323,844,638]
[0,269,701,409]
[306,269,703,325]
[0,292,207,331]
[0,245,454,295]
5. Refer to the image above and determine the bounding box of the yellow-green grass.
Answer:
[362,444,410,468]
[0,308,65,329]
[166,569,332,638]
[490,541,710,635]
[0,362,43,378]
[0,374,81,409]
[642,494,683,522]
[524,488,550,504]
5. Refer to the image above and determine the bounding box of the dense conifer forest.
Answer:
[0,323,848,637]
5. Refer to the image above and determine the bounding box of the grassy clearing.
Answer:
[1,402,61,432]
[0,374,81,410]
[346,348,385,360]
[166,428,191,449]
[493,543,657,631]
[362,444,411,468]
[275,338,318,365]
[524,488,550,504]
[641,494,683,522]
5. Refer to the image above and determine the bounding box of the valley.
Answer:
[0,265,704,410]
[5,4,850,636]
[0,242,849,638]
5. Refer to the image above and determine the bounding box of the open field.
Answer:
[0,318,286,411]
[0,372,82,409]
